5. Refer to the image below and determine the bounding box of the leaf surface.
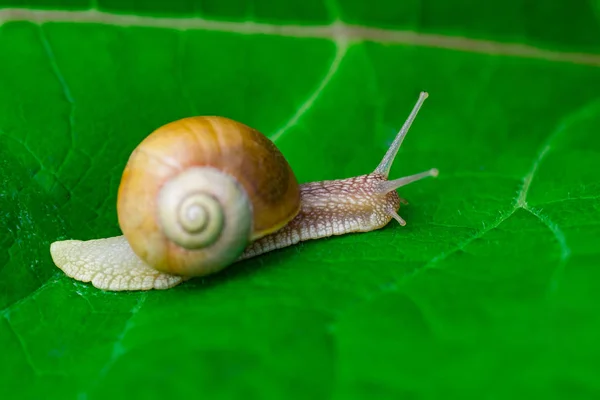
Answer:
[1,2,600,399]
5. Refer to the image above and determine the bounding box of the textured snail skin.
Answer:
[240,174,401,260]
[49,92,438,291]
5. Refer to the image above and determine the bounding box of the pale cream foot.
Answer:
[50,235,187,291]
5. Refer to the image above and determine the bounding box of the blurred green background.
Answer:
[1,1,599,399]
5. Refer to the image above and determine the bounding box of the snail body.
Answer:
[50,92,438,291]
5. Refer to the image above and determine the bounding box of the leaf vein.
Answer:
[532,195,600,207]
[524,206,571,294]
[1,274,62,316]
[37,25,76,177]
[270,38,348,142]
[77,294,148,400]
[3,314,40,376]
[398,208,517,283]
[97,295,148,381]
[1,8,599,67]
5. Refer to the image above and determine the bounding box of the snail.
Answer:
[49,91,438,292]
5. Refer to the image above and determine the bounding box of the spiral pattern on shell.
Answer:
[157,167,234,249]
[154,166,253,276]
[116,116,301,277]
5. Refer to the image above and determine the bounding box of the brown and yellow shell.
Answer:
[115,116,301,276]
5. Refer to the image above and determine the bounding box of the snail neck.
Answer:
[238,173,400,261]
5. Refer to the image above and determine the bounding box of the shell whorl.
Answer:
[156,166,253,275]
[116,116,301,277]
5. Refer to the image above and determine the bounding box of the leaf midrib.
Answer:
[1,8,600,67]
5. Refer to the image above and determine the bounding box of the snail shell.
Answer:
[117,116,301,276]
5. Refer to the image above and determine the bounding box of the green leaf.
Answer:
[1,3,600,399]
